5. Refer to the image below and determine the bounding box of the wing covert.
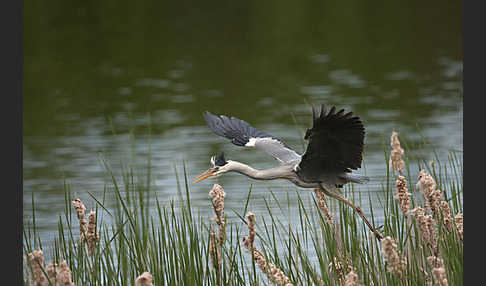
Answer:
[203,111,301,164]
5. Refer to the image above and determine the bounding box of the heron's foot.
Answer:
[373,228,384,241]
[355,207,383,240]
[374,225,385,240]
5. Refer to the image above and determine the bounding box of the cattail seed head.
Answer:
[328,257,346,283]
[416,170,437,213]
[314,189,334,225]
[252,249,293,286]
[412,207,437,248]
[426,215,438,250]
[417,170,437,192]
[440,201,453,232]
[135,272,153,286]
[454,213,463,242]
[412,207,427,238]
[25,251,75,286]
[429,189,443,216]
[72,198,88,242]
[72,198,86,220]
[46,263,57,285]
[86,211,100,256]
[427,256,443,268]
[431,268,448,286]
[55,260,75,286]
[427,256,448,286]
[251,248,293,286]
[381,236,407,277]
[242,212,256,250]
[26,249,47,286]
[209,184,226,244]
[242,212,293,286]
[344,268,361,286]
[209,229,222,270]
[394,175,412,216]
[209,184,226,225]
[389,131,405,174]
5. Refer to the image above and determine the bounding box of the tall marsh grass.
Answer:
[23,133,463,285]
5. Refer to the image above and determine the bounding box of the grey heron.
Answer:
[194,104,383,240]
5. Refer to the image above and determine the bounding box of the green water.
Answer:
[23,0,462,246]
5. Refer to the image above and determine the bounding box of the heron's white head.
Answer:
[193,152,231,183]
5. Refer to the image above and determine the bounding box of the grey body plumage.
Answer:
[196,104,382,240]
[202,105,369,189]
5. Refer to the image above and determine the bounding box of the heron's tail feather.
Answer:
[344,173,370,184]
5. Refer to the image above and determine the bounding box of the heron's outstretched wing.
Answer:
[296,105,365,181]
[203,111,301,164]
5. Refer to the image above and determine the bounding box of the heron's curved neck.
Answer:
[227,160,287,180]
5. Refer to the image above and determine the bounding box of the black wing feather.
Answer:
[297,104,365,181]
[203,111,278,146]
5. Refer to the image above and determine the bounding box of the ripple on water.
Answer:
[300,85,333,96]
[329,69,366,89]
[135,78,170,89]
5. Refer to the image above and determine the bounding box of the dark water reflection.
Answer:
[24,0,462,248]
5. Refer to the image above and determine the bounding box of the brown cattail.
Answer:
[412,207,428,241]
[209,229,222,270]
[314,189,334,225]
[135,272,153,286]
[412,207,437,249]
[328,257,346,283]
[389,131,405,174]
[242,212,256,251]
[427,256,448,286]
[26,249,47,286]
[426,215,437,247]
[55,260,75,286]
[46,263,57,285]
[417,170,437,193]
[25,252,76,286]
[72,198,88,242]
[242,212,293,286]
[394,175,412,216]
[86,211,100,256]
[416,170,436,213]
[427,255,443,268]
[249,248,293,286]
[429,189,443,217]
[454,213,463,242]
[72,198,86,220]
[344,268,361,286]
[415,170,441,217]
[439,202,453,233]
[314,188,347,263]
[381,236,407,277]
[209,184,226,244]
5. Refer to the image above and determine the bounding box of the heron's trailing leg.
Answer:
[318,183,383,241]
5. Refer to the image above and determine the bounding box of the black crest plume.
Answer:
[297,104,365,181]
[214,152,228,166]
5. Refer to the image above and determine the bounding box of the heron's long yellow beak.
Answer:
[193,168,217,183]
